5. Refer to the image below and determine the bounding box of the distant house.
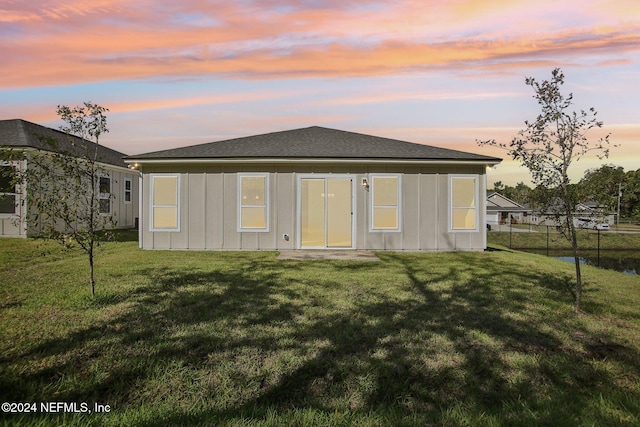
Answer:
[578,202,616,225]
[126,126,501,251]
[0,119,139,237]
[486,192,532,226]
[535,201,615,228]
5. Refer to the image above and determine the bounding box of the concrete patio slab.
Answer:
[277,250,380,261]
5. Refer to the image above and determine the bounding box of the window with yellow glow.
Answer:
[238,174,269,231]
[371,175,400,231]
[150,175,179,231]
[450,176,478,231]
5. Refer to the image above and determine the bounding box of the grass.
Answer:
[1,238,639,426]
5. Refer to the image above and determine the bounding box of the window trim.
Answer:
[369,174,402,232]
[124,178,132,204]
[149,174,180,232]
[449,174,479,233]
[237,173,270,233]
[0,163,18,216]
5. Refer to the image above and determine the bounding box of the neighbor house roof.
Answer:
[126,126,502,164]
[486,192,531,213]
[0,119,128,168]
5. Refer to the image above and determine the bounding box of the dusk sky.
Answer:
[1,0,639,185]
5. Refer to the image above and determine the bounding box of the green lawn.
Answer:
[1,238,639,426]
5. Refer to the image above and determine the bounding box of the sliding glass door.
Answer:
[300,177,353,248]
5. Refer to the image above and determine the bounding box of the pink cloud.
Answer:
[0,0,127,23]
[3,28,639,89]
[108,89,319,114]
[1,1,639,89]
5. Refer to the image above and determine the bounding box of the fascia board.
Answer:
[124,157,502,167]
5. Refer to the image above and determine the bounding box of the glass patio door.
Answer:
[300,177,353,248]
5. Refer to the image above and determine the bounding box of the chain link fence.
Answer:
[486,222,640,274]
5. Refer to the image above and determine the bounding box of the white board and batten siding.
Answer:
[140,163,489,252]
[0,161,139,238]
[107,167,140,230]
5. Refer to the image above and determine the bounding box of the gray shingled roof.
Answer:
[127,126,501,163]
[0,119,128,168]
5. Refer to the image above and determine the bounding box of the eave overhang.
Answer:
[124,157,502,167]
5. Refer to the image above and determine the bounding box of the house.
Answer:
[535,201,615,228]
[578,201,616,225]
[486,192,532,226]
[0,119,139,237]
[125,126,501,251]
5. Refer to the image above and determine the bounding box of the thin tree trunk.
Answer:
[560,176,582,312]
[89,245,95,297]
[89,161,97,297]
[565,207,582,311]
[571,226,582,311]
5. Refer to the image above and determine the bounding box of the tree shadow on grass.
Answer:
[1,252,639,426]
[537,272,577,302]
[145,253,639,425]
[1,256,297,401]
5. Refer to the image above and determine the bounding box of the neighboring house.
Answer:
[535,201,615,227]
[0,119,139,237]
[578,201,616,225]
[486,192,532,225]
[126,126,501,251]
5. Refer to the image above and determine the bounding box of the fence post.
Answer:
[509,220,512,249]
[597,229,601,267]
[546,225,549,257]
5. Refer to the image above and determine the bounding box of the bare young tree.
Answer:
[478,68,612,311]
[12,103,114,296]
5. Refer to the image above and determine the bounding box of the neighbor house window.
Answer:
[450,175,478,231]
[98,176,111,214]
[238,174,269,232]
[0,165,17,215]
[370,175,401,231]
[150,175,180,231]
[124,178,132,204]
